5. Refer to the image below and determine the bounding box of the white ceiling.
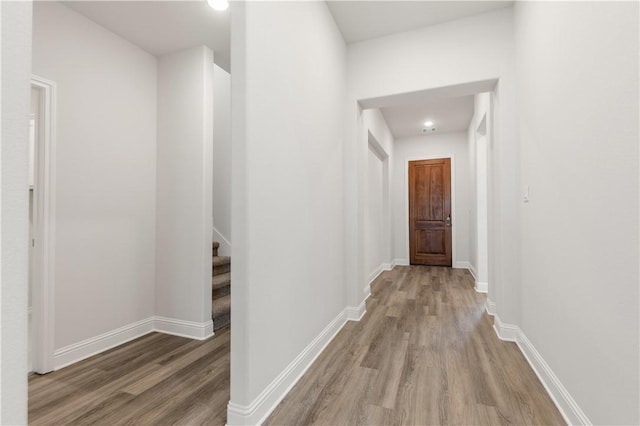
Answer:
[380,95,475,139]
[62,1,231,71]
[59,1,514,74]
[57,1,490,141]
[326,1,514,44]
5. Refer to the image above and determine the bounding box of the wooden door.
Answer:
[409,158,452,266]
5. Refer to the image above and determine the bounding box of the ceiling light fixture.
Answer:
[207,0,229,11]
[423,120,434,127]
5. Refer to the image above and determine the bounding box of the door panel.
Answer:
[409,158,452,266]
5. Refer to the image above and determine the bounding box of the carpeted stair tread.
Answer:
[212,294,231,318]
[212,272,231,290]
[213,256,230,267]
[211,246,231,331]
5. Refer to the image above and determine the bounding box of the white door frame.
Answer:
[366,131,390,288]
[404,154,457,267]
[474,114,489,293]
[31,75,57,374]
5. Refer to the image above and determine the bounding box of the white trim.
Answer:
[393,258,409,266]
[452,262,487,293]
[491,318,592,425]
[154,316,214,340]
[30,75,57,374]
[516,332,592,426]
[347,291,370,322]
[404,154,457,266]
[493,315,518,342]
[368,264,385,285]
[485,298,496,316]
[467,263,478,280]
[53,317,155,370]
[227,309,349,426]
[453,261,470,270]
[474,281,488,293]
[53,316,215,370]
[212,225,232,256]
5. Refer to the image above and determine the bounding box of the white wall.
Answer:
[345,8,520,324]
[229,1,346,423]
[156,46,213,329]
[363,109,393,285]
[1,0,33,422]
[32,2,157,349]
[392,133,470,267]
[212,64,231,256]
[515,2,639,424]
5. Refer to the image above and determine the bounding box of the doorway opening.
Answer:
[29,76,57,375]
[365,131,391,288]
[355,81,496,298]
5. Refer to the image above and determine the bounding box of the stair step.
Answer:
[213,256,230,275]
[212,294,230,316]
[213,285,230,299]
[212,272,231,290]
[212,294,231,330]
[213,256,230,267]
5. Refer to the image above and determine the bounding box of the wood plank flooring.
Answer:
[28,328,230,425]
[266,266,566,425]
[29,266,565,425]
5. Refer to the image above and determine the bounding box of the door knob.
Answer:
[446,214,451,226]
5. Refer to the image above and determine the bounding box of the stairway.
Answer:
[212,242,231,331]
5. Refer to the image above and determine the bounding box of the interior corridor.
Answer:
[266,266,565,425]
[28,266,565,425]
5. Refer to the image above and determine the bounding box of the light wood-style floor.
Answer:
[29,328,230,425]
[29,266,565,425]
[266,266,565,425]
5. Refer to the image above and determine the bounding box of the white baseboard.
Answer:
[212,225,232,257]
[368,264,385,285]
[53,317,155,370]
[493,315,518,342]
[452,262,487,294]
[475,281,488,293]
[53,316,214,370]
[227,309,349,425]
[363,284,371,296]
[453,261,470,269]
[485,298,496,316]
[492,317,591,425]
[467,263,478,280]
[154,316,214,340]
[516,332,591,425]
[392,258,409,266]
[347,291,370,322]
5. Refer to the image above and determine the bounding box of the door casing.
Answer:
[30,75,57,374]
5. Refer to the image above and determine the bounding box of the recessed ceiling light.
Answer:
[423,121,434,127]
[207,0,229,11]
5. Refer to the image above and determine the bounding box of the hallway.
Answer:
[27,266,565,425]
[266,266,565,425]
